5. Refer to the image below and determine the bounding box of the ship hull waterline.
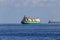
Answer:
[21,22,40,24]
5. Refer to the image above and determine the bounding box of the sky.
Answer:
[0,0,60,24]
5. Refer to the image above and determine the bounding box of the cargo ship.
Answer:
[48,20,60,23]
[21,16,40,24]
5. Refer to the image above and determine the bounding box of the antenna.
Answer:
[24,15,26,17]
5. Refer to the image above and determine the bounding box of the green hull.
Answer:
[21,22,40,24]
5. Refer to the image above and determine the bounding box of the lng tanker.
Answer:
[21,16,40,24]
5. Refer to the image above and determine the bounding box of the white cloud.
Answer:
[0,0,60,7]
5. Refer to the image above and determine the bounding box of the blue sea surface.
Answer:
[0,23,60,40]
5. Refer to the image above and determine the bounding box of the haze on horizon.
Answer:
[0,0,60,23]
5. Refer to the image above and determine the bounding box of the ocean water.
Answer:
[0,24,60,40]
